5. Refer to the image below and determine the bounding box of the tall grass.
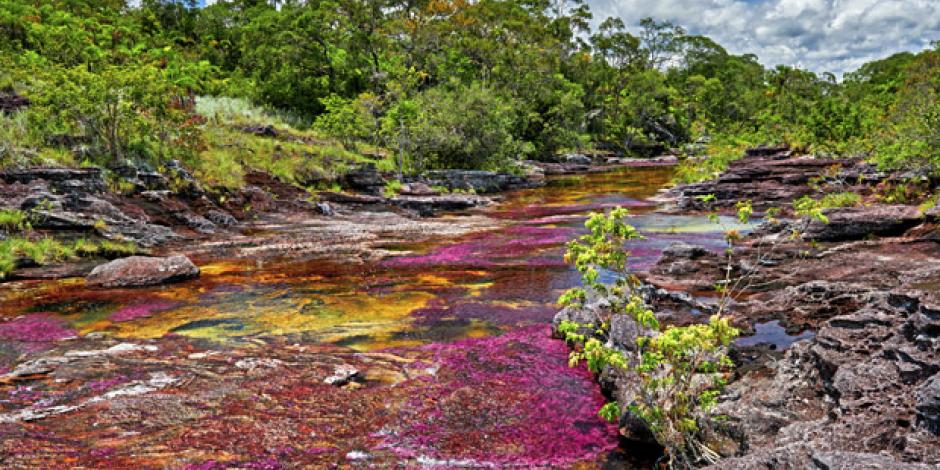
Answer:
[195,96,312,129]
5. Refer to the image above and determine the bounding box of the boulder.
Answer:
[399,182,440,196]
[86,255,200,288]
[343,164,386,194]
[916,373,940,435]
[562,153,593,165]
[204,209,238,227]
[661,242,710,259]
[801,205,923,242]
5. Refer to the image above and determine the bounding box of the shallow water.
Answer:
[0,166,754,467]
[0,167,749,351]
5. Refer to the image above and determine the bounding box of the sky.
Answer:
[586,0,940,75]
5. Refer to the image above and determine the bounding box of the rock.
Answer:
[0,90,29,114]
[423,169,535,194]
[315,201,335,216]
[619,408,657,445]
[399,182,440,196]
[745,145,791,158]
[801,205,923,242]
[662,242,710,259]
[668,152,875,210]
[324,364,360,386]
[916,373,940,435]
[811,451,932,469]
[204,209,238,227]
[240,124,278,137]
[163,160,204,199]
[86,255,200,288]
[0,167,107,194]
[343,164,386,194]
[318,191,385,205]
[390,194,489,216]
[563,153,593,165]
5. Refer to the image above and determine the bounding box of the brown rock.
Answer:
[86,255,199,288]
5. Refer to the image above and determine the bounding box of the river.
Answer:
[0,166,751,468]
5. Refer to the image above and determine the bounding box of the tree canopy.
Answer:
[1,0,939,176]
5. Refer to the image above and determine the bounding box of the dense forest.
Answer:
[1,0,938,189]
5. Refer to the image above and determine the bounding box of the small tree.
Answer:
[312,94,370,149]
[558,206,739,468]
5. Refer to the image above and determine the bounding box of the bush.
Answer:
[312,94,373,149]
[558,207,739,468]
[385,82,528,173]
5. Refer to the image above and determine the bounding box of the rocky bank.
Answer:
[555,149,940,467]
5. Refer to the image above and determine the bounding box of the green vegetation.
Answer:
[383,179,403,198]
[1,1,939,189]
[0,236,139,279]
[558,207,739,467]
[793,192,863,224]
[0,209,30,233]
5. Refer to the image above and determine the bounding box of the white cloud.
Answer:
[586,0,940,75]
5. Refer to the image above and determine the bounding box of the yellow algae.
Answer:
[197,260,254,276]
[411,273,454,288]
[105,306,231,339]
[463,281,494,297]
[463,319,498,338]
[254,290,435,339]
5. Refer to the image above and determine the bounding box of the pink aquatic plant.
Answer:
[0,314,77,352]
[380,325,618,465]
[110,300,179,322]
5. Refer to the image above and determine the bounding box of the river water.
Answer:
[0,166,750,467]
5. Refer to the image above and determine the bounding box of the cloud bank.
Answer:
[586,0,940,75]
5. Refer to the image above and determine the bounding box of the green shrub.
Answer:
[558,207,739,467]
[673,134,757,184]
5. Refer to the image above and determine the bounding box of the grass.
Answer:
[0,237,140,279]
[190,97,396,189]
[817,191,862,209]
[0,209,30,233]
[383,179,402,198]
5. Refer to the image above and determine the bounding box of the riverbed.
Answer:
[0,166,752,468]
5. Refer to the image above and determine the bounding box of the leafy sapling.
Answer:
[558,206,739,468]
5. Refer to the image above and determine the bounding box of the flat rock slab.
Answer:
[86,255,200,288]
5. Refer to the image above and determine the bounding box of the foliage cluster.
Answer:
[558,207,739,468]
[3,1,940,184]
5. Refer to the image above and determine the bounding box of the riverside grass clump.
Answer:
[557,207,739,468]
[0,237,139,279]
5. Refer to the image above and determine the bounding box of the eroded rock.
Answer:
[86,255,200,287]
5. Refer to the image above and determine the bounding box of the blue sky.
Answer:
[586,0,940,75]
